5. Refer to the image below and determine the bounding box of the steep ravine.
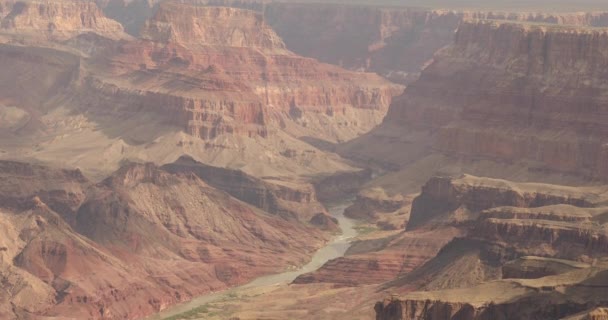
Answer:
[146,200,359,320]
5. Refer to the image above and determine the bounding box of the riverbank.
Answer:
[145,201,358,320]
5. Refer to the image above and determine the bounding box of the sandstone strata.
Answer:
[106,2,401,143]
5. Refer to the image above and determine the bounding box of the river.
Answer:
[146,201,358,320]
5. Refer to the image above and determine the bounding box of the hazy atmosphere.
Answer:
[2,0,608,319]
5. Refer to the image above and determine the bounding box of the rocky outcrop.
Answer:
[0,160,328,319]
[502,256,589,279]
[372,173,608,320]
[405,175,608,263]
[309,212,339,231]
[375,299,478,320]
[1,0,126,39]
[374,269,608,320]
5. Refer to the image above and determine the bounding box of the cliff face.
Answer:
[409,175,608,259]
[90,2,401,144]
[1,0,126,39]
[141,3,285,50]
[0,0,15,19]
[435,21,608,179]
[93,1,608,87]
[347,20,608,180]
[0,160,327,319]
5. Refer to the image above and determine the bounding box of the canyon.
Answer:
[358,14,608,320]
[4,0,608,320]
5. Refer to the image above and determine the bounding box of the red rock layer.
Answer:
[375,175,608,320]
[85,2,401,142]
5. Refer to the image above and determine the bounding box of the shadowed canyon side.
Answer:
[0,160,328,319]
[263,3,463,84]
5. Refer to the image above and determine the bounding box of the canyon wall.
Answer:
[345,19,608,181]
[94,1,608,87]
[0,0,401,180]
[375,174,608,319]
[88,2,401,143]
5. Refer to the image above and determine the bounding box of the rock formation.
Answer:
[375,175,608,319]
[0,0,400,180]
[1,0,126,39]
[343,19,608,182]
[0,160,328,319]
[141,3,285,50]
[103,2,401,143]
